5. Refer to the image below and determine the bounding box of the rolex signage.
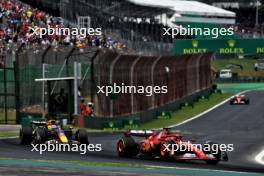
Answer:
[219,39,244,54]
[174,38,264,55]
[183,40,207,54]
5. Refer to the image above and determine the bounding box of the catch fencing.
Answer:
[95,51,213,117]
[0,46,16,124]
[16,44,97,122]
[14,45,212,120]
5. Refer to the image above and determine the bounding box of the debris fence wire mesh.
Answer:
[16,45,95,119]
[15,45,212,119]
[95,51,213,117]
[0,48,16,123]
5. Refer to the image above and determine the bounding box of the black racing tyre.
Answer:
[160,141,175,161]
[245,99,250,105]
[34,127,47,144]
[203,141,221,165]
[20,127,33,145]
[229,100,234,105]
[75,130,89,144]
[117,136,138,158]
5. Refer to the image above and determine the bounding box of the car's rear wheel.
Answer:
[20,127,33,145]
[204,141,221,165]
[34,128,47,144]
[160,141,175,161]
[75,130,89,144]
[117,136,138,158]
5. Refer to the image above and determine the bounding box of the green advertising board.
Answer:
[174,38,264,55]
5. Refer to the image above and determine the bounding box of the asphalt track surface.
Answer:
[0,91,264,173]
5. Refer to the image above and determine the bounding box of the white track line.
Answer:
[168,90,250,128]
[255,150,264,165]
[0,136,18,140]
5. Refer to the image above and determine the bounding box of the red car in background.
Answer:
[230,95,250,105]
[117,128,228,165]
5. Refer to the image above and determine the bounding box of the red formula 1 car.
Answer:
[117,129,228,165]
[230,95,250,105]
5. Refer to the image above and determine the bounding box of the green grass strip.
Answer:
[0,131,18,138]
[139,93,232,129]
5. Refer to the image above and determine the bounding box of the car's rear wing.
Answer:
[124,130,154,137]
[31,120,47,126]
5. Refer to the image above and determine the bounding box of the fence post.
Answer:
[3,64,7,124]
[74,62,78,116]
[41,45,51,118]
[90,49,99,103]
[109,54,121,117]
[151,56,162,108]
[14,44,24,124]
[130,56,141,114]
[66,47,76,118]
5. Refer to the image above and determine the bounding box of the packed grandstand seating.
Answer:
[226,8,264,38]
[0,0,128,68]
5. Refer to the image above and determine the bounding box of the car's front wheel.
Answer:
[245,99,250,105]
[117,136,138,158]
[20,127,33,145]
[75,129,89,144]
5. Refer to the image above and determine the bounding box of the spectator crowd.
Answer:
[0,0,126,68]
[226,8,264,38]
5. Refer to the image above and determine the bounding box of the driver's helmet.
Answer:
[88,102,94,107]
[47,120,56,125]
[47,120,57,130]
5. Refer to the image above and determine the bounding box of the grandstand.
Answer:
[19,0,237,55]
[57,0,236,55]
[14,0,264,55]
[201,0,264,30]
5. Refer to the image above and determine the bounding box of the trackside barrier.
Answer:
[155,111,172,119]
[77,114,85,128]
[20,88,213,129]
[216,77,264,83]
[179,102,194,109]
[80,88,212,129]
[122,118,141,128]
[102,120,123,130]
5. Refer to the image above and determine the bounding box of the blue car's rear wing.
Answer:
[124,130,154,137]
[31,120,47,126]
